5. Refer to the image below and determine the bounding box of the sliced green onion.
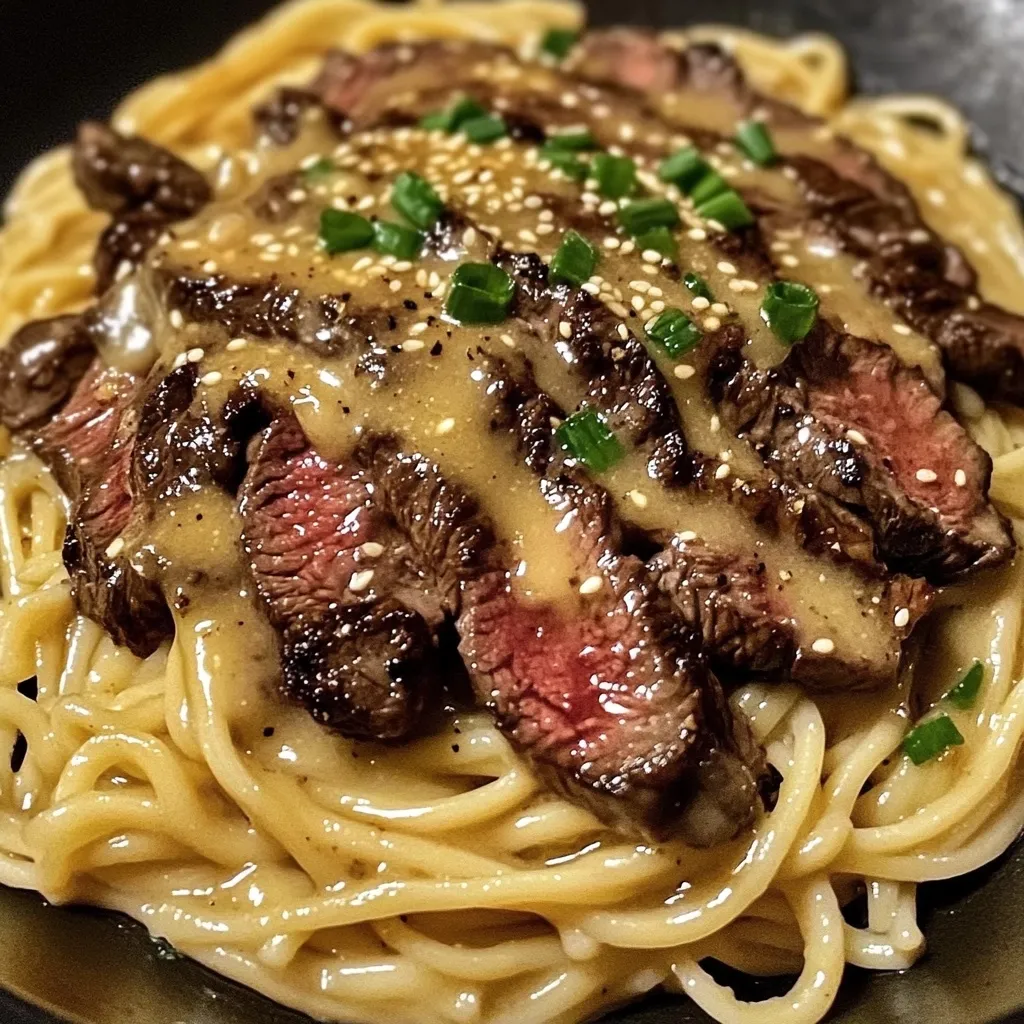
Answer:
[645,308,702,358]
[419,95,487,133]
[736,120,777,166]
[902,714,964,766]
[689,171,730,205]
[946,660,984,710]
[696,189,755,231]
[540,146,590,181]
[760,280,820,343]
[555,410,624,473]
[462,114,507,144]
[372,220,424,260]
[303,157,336,180]
[546,129,597,152]
[593,153,636,199]
[444,262,516,325]
[658,146,709,193]
[550,230,600,287]
[540,27,578,60]
[392,171,445,230]
[618,198,680,236]
[683,272,713,301]
[319,209,374,254]
[635,226,679,263]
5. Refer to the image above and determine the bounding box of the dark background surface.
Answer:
[3,0,1024,1022]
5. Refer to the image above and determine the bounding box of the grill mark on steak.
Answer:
[357,355,761,844]
[0,315,96,431]
[240,415,440,741]
[72,122,211,294]
[708,321,1013,583]
[36,361,172,656]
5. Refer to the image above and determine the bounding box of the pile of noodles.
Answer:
[1,3,1024,1023]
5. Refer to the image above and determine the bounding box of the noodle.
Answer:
[1,3,1024,1023]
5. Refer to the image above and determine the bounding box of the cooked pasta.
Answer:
[1,4,1023,1024]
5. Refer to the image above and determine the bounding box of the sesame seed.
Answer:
[628,490,648,508]
[716,261,737,275]
[631,296,645,311]
[688,227,707,241]
[893,607,910,628]
[500,334,516,348]
[702,316,721,331]
[202,260,218,274]
[353,256,373,272]
[349,570,375,592]
[226,338,247,352]
[200,371,223,386]
[582,282,600,295]
[710,302,730,316]
[779,569,793,582]
[630,280,651,293]
[409,322,428,335]
[172,353,187,369]
[715,463,731,480]
[616,324,630,341]
[536,223,555,235]
[524,195,542,209]
[559,321,573,339]
[679,531,697,542]
[360,542,384,558]
[169,310,184,329]
[954,469,967,487]
[641,249,663,264]
[692,297,710,311]
[579,575,603,595]
[389,279,402,292]
[604,237,621,250]
[780,254,800,267]
[436,417,456,435]
[892,324,912,336]
[392,260,413,273]
[518,229,538,244]
[797,426,811,445]
[598,200,618,216]
[846,429,867,445]
[710,415,721,432]
[811,637,835,654]
[402,340,425,352]
[608,302,630,318]
[104,537,125,559]
[916,468,938,483]
[674,364,696,380]
[186,348,204,363]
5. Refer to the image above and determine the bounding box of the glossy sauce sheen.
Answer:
[102,54,922,678]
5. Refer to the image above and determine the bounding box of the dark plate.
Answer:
[2,1,1024,1022]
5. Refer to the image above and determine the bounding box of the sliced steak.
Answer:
[239,416,441,741]
[357,358,761,845]
[36,361,172,656]
[72,122,211,293]
[709,322,1013,582]
[0,315,95,431]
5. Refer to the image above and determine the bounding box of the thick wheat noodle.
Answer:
[0,2,1023,1022]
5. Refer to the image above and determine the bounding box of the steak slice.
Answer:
[72,122,211,294]
[358,358,761,845]
[709,322,1013,583]
[239,416,442,741]
[0,315,95,431]
[497,250,926,689]
[36,360,172,656]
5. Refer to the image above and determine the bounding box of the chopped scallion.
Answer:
[903,714,964,766]
[689,171,729,205]
[303,157,335,179]
[556,410,624,473]
[419,95,487,134]
[540,146,590,181]
[319,209,374,254]
[646,308,702,358]
[658,146,709,194]
[546,129,597,152]
[735,120,777,166]
[444,262,516,325]
[683,272,713,301]
[372,220,425,260]
[696,189,755,231]
[635,226,679,263]
[618,197,680,236]
[760,280,820,343]
[550,230,600,287]
[946,660,984,710]
[462,114,507,144]
[392,171,445,230]
[540,27,578,60]
[593,153,636,199]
